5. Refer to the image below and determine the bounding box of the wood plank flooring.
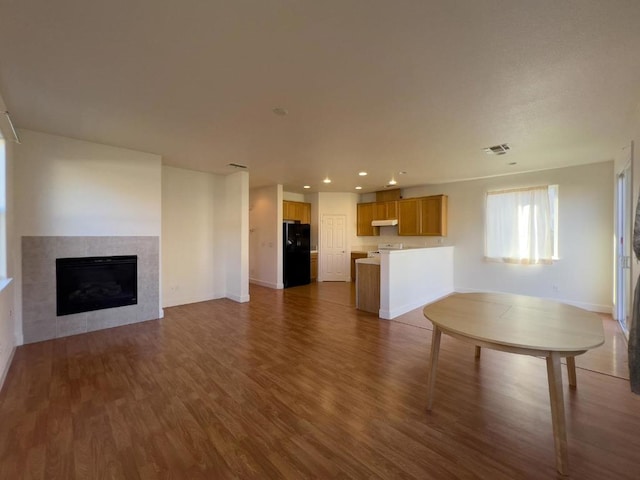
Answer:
[1,283,639,479]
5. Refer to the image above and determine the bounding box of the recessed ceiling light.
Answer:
[358,171,367,176]
[355,186,362,190]
[399,171,407,175]
[323,177,331,184]
[303,185,311,189]
[388,179,397,186]
[272,107,288,116]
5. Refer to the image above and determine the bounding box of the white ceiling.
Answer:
[1,1,640,193]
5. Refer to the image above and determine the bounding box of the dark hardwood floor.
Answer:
[1,283,639,479]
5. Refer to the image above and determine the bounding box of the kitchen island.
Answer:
[356,246,454,319]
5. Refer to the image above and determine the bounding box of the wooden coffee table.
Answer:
[422,292,605,475]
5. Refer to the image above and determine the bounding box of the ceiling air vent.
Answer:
[228,163,248,169]
[483,143,511,155]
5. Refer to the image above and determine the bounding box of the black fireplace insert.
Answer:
[56,256,138,316]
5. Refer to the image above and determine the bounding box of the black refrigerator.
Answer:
[283,222,311,288]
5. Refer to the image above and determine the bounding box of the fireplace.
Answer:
[56,255,138,316]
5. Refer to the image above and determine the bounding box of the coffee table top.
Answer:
[423,293,605,352]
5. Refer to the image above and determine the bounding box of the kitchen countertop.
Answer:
[351,244,450,254]
[355,257,380,265]
[351,246,376,254]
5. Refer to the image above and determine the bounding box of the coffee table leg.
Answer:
[546,352,569,475]
[426,326,442,411]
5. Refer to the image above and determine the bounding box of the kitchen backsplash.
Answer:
[352,228,447,250]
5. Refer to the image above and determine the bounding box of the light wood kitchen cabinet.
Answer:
[311,252,318,281]
[375,189,402,202]
[419,195,448,236]
[356,262,380,314]
[398,195,448,236]
[373,201,398,220]
[351,252,368,281]
[398,198,420,235]
[283,200,311,224]
[357,201,398,235]
[357,203,377,236]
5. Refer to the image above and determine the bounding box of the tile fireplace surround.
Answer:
[22,236,160,344]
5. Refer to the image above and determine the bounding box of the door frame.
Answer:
[615,161,632,335]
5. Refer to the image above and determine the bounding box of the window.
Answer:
[485,185,558,265]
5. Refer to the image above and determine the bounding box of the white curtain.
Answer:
[485,186,553,265]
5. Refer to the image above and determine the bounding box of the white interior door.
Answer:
[616,164,632,334]
[321,214,348,281]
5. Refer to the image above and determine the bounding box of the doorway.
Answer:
[320,214,348,281]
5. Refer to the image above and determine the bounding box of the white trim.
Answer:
[454,287,613,314]
[0,277,11,293]
[379,289,452,320]
[0,346,15,393]
[227,293,250,303]
[162,293,225,309]
[249,278,281,289]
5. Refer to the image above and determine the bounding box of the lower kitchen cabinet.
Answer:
[351,252,367,281]
[356,261,380,314]
[311,252,318,281]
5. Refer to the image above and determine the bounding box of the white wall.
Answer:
[162,167,250,305]
[400,162,613,312]
[162,166,225,307]
[224,171,250,302]
[15,130,161,236]
[283,191,305,202]
[13,129,163,345]
[307,192,320,251]
[249,185,282,289]
[380,246,454,319]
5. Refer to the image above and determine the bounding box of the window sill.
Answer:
[0,277,13,293]
[484,256,555,265]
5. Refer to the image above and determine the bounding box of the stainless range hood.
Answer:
[371,219,398,227]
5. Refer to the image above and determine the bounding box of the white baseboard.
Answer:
[163,293,225,309]
[0,346,16,394]
[250,278,280,289]
[228,293,250,303]
[454,287,613,314]
[380,289,453,320]
[318,277,350,282]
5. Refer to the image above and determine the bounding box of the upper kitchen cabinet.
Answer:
[283,200,311,224]
[357,202,378,236]
[419,195,447,236]
[373,201,398,221]
[375,189,402,202]
[398,195,448,236]
[397,198,420,235]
